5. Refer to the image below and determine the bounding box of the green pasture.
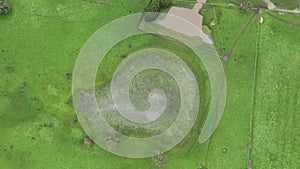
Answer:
[200,1,300,168]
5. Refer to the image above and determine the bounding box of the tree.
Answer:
[159,0,172,8]
[144,0,173,21]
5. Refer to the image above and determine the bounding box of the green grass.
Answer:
[0,0,154,168]
[199,4,259,168]
[0,0,211,168]
[199,1,300,168]
[201,4,256,56]
[251,13,300,168]
[173,0,196,8]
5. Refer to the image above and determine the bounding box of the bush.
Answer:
[144,0,161,12]
[0,1,10,14]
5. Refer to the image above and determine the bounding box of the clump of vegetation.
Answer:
[0,1,10,14]
[5,66,14,73]
[152,151,167,166]
[65,72,72,80]
[240,1,254,11]
[83,137,93,147]
[197,165,207,169]
[222,147,228,154]
[202,25,212,35]
[144,0,173,21]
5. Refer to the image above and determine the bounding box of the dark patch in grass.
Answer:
[66,96,73,107]
[65,72,72,80]
[18,82,27,94]
[0,91,41,128]
[31,97,38,101]
[2,91,8,96]
[121,54,128,58]
[269,153,278,161]
[37,122,53,130]
[73,118,78,123]
[5,66,14,73]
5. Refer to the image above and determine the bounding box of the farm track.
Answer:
[23,13,99,24]
[81,0,131,9]
[204,138,213,166]
[266,12,300,27]
[246,18,260,168]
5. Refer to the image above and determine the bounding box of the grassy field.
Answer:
[200,1,300,168]
[1,0,299,169]
[200,4,258,168]
[251,13,300,168]
[173,0,196,8]
[0,0,211,168]
[0,0,153,168]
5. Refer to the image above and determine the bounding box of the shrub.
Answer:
[0,1,10,14]
[202,25,212,35]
